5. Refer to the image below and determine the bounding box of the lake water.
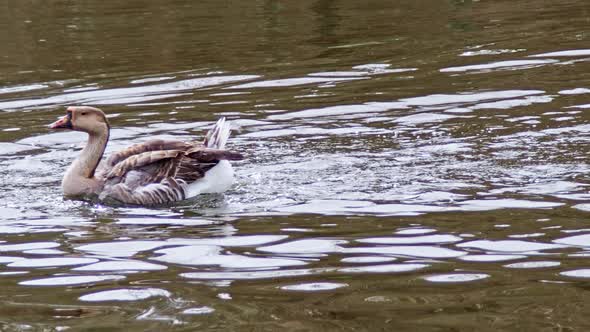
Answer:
[1,1,590,330]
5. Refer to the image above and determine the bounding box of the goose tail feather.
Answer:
[204,117,231,149]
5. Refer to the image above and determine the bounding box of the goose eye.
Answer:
[81,112,87,116]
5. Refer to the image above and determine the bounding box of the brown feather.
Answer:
[186,148,244,162]
[176,157,213,183]
[106,139,192,167]
[105,150,183,179]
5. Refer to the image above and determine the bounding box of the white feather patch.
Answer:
[186,160,234,197]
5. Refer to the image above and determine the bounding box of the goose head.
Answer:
[49,106,109,135]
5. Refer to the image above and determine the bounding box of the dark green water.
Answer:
[1,1,590,330]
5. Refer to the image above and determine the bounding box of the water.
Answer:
[1,0,590,330]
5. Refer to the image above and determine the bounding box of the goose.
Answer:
[48,106,243,205]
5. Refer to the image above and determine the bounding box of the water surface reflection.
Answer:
[1,0,590,330]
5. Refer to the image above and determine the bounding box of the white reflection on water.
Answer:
[344,246,466,259]
[423,273,489,283]
[72,260,168,272]
[165,235,288,247]
[181,269,319,280]
[394,228,437,235]
[560,269,590,278]
[79,288,171,302]
[457,199,564,211]
[182,306,215,315]
[280,282,348,291]
[20,275,126,286]
[1,48,589,304]
[529,49,590,57]
[356,234,462,245]
[440,59,558,73]
[0,256,25,263]
[504,261,561,269]
[572,204,590,212]
[76,241,169,257]
[0,75,260,110]
[114,218,217,226]
[457,240,566,252]
[8,257,99,268]
[258,239,347,254]
[558,88,590,95]
[0,242,61,252]
[459,255,527,262]
[338,263,428,274]
[151,245,306,268]
[341,256,397,264]
[553,234,590,247]
[460,48,525,57]
[229,76,367,89]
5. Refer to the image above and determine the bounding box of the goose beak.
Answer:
[49,113,72,129]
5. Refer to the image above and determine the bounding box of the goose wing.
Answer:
[105,139,192,167]
[177,147,244,182]
[105,149,183,185]
[100,140,243,205]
